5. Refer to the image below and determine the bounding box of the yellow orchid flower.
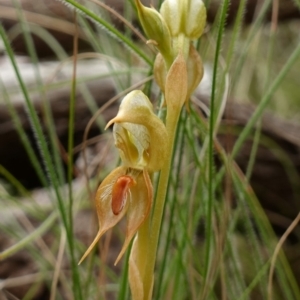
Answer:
[78,166,153,265]
[106,90,168,172]
[79,90,168,265]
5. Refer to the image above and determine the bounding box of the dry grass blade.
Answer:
[268,212,300,300]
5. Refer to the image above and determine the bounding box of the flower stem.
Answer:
[143,108,181,299]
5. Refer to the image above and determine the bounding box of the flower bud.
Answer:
[160,0,206,40]
[184,0,206,39]
[135,0,172,63]
[160,0,182,37]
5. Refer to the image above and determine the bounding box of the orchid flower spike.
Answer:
[79,90,168,265]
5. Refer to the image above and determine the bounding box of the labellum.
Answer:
[111,175,136,215]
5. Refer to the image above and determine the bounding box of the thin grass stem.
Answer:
[204,0,230,286]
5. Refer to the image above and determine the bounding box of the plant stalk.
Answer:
[143,107,181,299]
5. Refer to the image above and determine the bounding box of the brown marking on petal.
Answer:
[111,175,136,215]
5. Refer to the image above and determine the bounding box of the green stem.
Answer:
[137,215,151,279]
[143,108,181,299]
[204,0,230,285]
[155,111,187,298]
[117,243,131,300]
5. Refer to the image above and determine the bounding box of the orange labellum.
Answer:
[111,175,136,215]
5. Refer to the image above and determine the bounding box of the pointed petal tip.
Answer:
[114,232,135,266]
[105,119,114,130]
[114,248,125,266]
[78,254,87,265]
[78,230,103,265]
[78,248,92,265]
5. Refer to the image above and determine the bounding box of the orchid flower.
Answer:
[79,90,168,265]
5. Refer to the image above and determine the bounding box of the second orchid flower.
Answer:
[79,90,168,265]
